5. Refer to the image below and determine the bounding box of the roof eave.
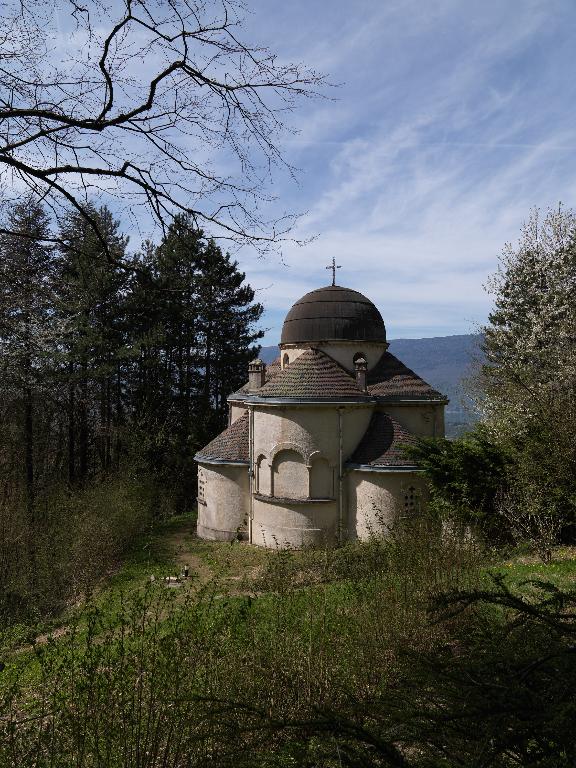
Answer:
[194,455,249,466]
[231,395,375,406]
[346,463,424,473]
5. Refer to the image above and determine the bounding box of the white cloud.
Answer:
[237,0,576,343]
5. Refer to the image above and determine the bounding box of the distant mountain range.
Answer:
[258,334,484,437]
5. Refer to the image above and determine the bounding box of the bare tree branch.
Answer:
[0,0,325,254]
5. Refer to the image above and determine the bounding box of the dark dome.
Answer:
[281,285,386,345]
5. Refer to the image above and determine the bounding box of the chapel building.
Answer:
[195,281,447,547]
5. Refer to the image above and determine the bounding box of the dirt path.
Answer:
[162,519,213,583]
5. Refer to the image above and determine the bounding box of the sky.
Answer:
[228,0,576,344]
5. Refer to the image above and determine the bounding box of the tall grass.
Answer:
[0,521,482,767]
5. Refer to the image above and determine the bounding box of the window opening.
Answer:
[404,485,417,513]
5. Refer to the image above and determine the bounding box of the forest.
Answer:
[0,200,263,620]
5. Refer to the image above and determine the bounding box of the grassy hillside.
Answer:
[2,517,575,767]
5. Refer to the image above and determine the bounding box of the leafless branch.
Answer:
[0,0,325,253]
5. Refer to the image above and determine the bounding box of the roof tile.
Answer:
[348,411,418,467]
[257,348,364,399]
[368,352,445,400]
[195,412,249,463]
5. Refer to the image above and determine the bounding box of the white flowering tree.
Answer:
[481,205,576,543]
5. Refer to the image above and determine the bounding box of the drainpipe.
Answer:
[338,407,344,544]
[248,404,254,544]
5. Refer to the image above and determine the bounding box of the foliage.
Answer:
[479,205,576,542]
[405,424,512,540]
[0,199,264,621]
[126,215,263,507]
[3,524,576,767]
[0,523,482,767]
[0,474,157,624]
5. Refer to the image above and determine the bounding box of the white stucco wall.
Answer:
[229,404,247,424]
[252,497,338,548]
[196,463,249,541]
[252,404,374,487]
[347,470,429,541]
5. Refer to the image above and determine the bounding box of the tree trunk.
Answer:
[68,361,76,484]
[79,360,88,481]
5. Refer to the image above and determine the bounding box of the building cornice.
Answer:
[228,394,448,407]
[345,463,424,473]
[194,455,248,467]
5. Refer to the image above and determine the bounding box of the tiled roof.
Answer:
[256,348,365,399]
[195,412,249,464]
[348,411,418,467]
[368,352,445,400]
[235,356,281,395]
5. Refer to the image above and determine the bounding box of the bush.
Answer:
[0,473,157,625]
[0,522,482,767]
[405,425,512,541]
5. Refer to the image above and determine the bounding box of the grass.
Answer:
[2,520,575,767]
[489,545,576,590]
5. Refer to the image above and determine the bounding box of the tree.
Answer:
[56,204,129,482]
[0,198,54,515]
[126,216,263,509]
[406,425,512,540]
[194,237,263,435]
[0,0,323,252]
[480,205,576,539]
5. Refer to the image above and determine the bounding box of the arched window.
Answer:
[353,351,366,365]
[273,449,307,499]
[309,456,333,499]
[283,353,290,369]
[256,454,271,495]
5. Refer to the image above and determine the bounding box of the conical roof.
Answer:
[256,348,366,399]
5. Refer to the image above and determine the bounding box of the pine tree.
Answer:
[125,217,263,510]
[194,238,263,436]
[0,198,54,517]
[56,205,129,482]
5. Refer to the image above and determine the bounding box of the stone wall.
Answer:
[279,341,388,372]
[229,404,247,424]
[381,403,444,438]
[253,404,374,484]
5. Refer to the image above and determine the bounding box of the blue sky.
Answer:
[229,0,576,344]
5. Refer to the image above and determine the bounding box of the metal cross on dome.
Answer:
[326,257,341,286]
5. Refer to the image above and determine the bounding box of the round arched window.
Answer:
[283,353,290,369]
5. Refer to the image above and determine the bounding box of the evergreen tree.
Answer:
[0,198,54,516]
[56,205,129,482]
[126,217,263,510]
[194,238,263,436]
